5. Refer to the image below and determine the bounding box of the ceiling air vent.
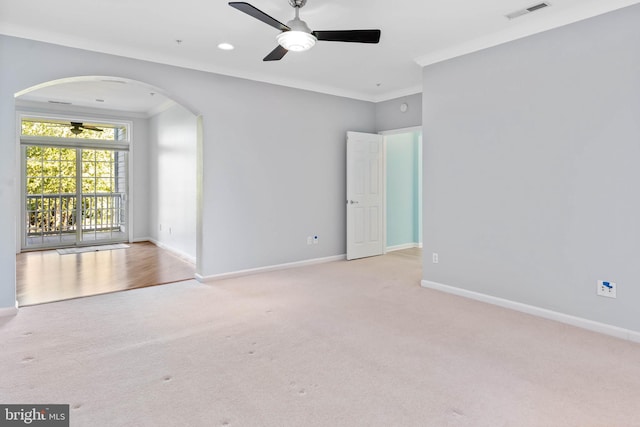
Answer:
[506,2,550,20]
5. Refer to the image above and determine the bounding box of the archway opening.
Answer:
[14,76,201,305]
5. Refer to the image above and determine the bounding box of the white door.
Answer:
[346,131,384,260]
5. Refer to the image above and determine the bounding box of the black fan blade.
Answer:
[263,45,288,61]
[229,2,290,32]
[83,126,103,132]
[313,30,381,43]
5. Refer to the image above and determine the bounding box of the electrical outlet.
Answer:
[597,280,616,299]
[307,236,313,245]
[432,253,439,264]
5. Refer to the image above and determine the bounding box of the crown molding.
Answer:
[371,86,422,103]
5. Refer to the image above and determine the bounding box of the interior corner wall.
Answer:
[129,116,150,242]
[0,35,376,308]
[421,4,640,332]
[148,103,197,261]
[375,93,422,132]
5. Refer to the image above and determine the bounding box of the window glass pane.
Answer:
[26,146,43,159]
[60,178,76,193]
[96,178,112,192]
[21,119,128,142]
[60,161,76,178]
[82,162,96,177]
[26,160,42,176]
[42,177,59,194]
[27,178,43,194]
[43,160,60,176]
[82,178,95,193]
[60,148,76,161]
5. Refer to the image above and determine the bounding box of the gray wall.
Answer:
[148,103,197,261]
[375,93,422,132]
[422,4,640,332]
[131,117,150,241]
[0,35,376,308]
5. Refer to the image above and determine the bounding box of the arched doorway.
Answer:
[15,76,201,305]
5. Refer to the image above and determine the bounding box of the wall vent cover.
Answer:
[506,2,550,20]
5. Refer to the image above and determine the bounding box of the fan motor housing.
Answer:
[289,0,307,8]
[286,17,313,33]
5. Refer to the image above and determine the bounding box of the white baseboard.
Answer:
[146,238,196,264]
[197,254,346,282]
[421,280,640,344]
[0,301,19,317]
[387,243,422,252]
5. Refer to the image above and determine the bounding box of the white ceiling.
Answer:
[16,77,174,115]
[2,0,639,111]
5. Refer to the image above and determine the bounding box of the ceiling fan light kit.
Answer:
[277,31,316,52]
[277,4,316,51]
[228,1,381,61]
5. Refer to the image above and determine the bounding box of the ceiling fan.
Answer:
[228,0,381,61]
[68,122,103,135]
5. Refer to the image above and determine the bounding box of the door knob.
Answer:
[349,200,359,204]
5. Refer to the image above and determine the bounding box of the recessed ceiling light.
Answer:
[218,43,235,51]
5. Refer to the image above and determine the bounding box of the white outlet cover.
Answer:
[597,280,616,299]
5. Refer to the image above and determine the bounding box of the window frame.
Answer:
[16,112,133,251]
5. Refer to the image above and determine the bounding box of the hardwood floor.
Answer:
[16,241,195,306]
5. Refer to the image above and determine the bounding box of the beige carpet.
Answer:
[1,250,640,426]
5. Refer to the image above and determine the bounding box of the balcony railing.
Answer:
[26,193,126,236]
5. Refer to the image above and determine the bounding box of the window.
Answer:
[20,117,130,249]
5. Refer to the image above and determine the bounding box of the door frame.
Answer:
[378,125,423,253]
